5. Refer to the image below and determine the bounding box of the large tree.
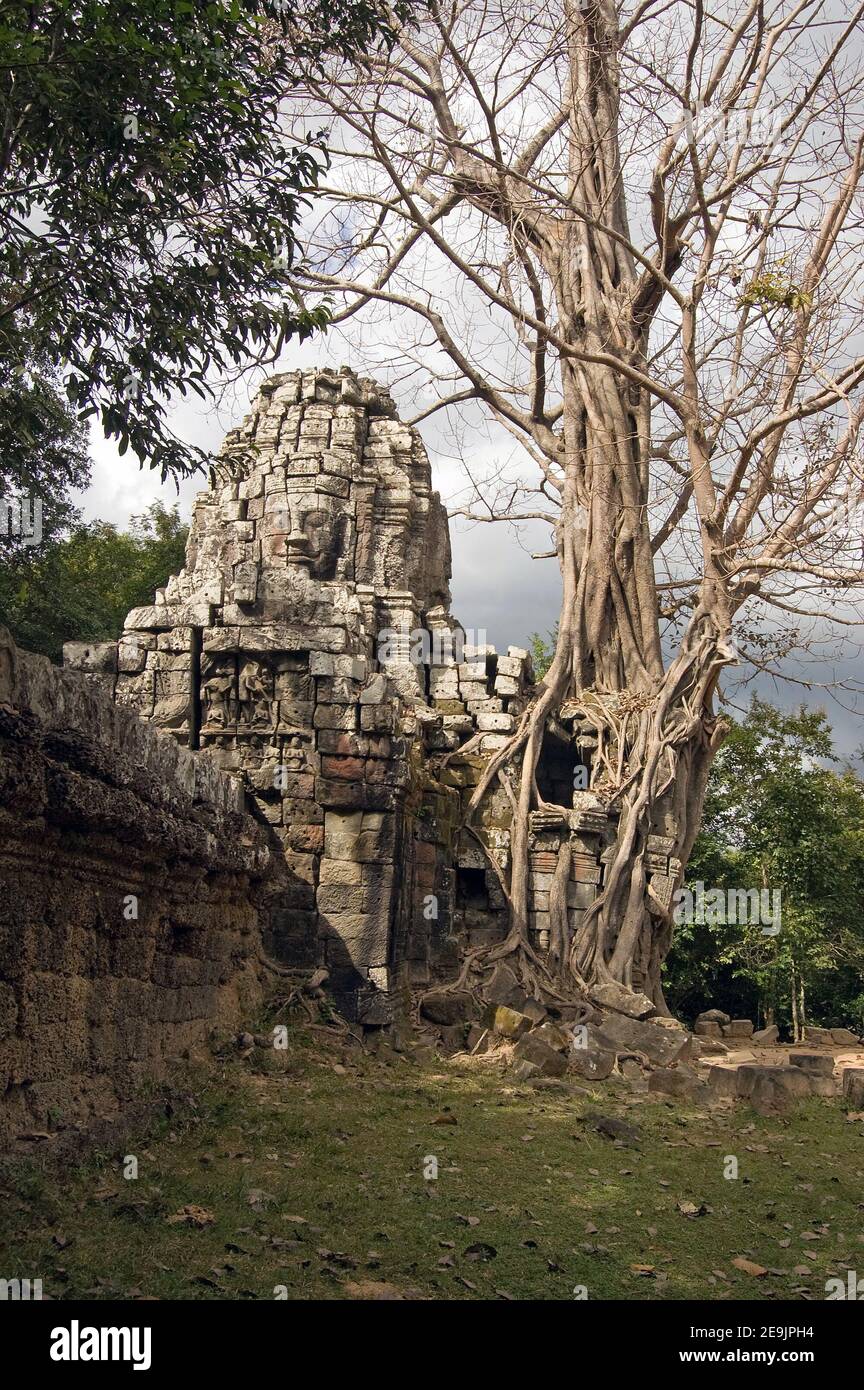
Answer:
[0,0,401,478]
[290,0,864,1011]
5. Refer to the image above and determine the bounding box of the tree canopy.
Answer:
[0,0,402,478]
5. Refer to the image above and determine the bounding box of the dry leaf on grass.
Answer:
[677,1200,709,1218]
[343,1280,406,1300]
[165,1205,215,1228]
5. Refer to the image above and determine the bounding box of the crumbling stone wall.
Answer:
[0,627,269,1149]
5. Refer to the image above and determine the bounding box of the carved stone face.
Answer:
[267,491,349,579]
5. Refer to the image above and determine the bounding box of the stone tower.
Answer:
[75,367,459,1022]
[65,366,637,1033]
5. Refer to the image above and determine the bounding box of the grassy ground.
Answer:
[2,1026,863,1301]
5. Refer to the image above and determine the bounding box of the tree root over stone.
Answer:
[419,603,734,1027]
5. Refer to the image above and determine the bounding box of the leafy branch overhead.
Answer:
[0,0,402,478]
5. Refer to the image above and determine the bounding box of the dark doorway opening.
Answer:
[536,725,583,806]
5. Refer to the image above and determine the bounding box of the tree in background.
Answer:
[663,700,864,1038]
[529,626,558,680]
[0,0,402,480]
[0,502,188,663]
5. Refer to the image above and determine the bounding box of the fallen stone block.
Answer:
[696,1008,731,1026]
[842,1068,864,1108]
[595,1012,691,1067]
[734,1064,765,1098]
[510,1059,539,1083]
[723,1048,757,1065]
[620,1058,645,1085]
[752,1024,779,1044]
[486,1004,533,1040]
[532,1021,570,1053]
[706,1065,740,1099]
[723,1019,754,1039]
[512,1033,569,1078]
[652,1016,691,1034]
[831,1028,861,1046]
[585,1112,641,1146]
[568,1027,617,1081]
[789,1052,834,1078]
[803,1026,831,1045]
[570,1052,618,1083]
[740,1065,813,1114]
[590,981,655,1020]
[521,998,548,1027]
[648,1066,701,1098]
[733,1067,816,1112]
[694,1020,723,1038]
[438,1023,467,1053]
[420,990,478,1027]
[806,1076,837,1098]
[485,962,523,1009]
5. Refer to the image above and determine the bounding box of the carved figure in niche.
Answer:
[201,661,236,728]
[271,488,350,579]
[382,533,406,589]
[238,658,273,728]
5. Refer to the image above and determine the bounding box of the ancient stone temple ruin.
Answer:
[63,367,679,1028]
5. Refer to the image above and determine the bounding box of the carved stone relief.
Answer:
[201,655,276,733]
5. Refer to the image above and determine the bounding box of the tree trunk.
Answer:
[462,4,734,1009]
[798,976,806,1040]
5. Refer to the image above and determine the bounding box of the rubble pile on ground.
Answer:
[418,983,864,1114]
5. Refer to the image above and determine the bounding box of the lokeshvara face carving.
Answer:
[265,492,350,580]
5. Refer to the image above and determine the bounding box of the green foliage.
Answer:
[0,329,91,550]
[0,501,188,662]
[664,698,864,1033]
[0,0,401,478]
[529,625,557,679]
[738,257,812,313]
